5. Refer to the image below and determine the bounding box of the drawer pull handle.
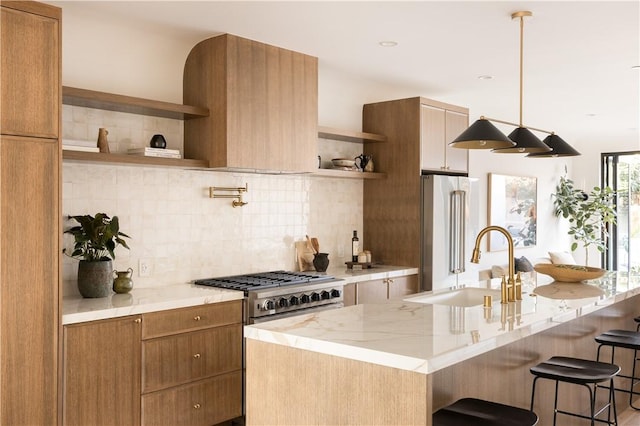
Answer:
[193,353,201,359]
[133,318,141,324]
[194,315,201,321]
[193,403,201,409]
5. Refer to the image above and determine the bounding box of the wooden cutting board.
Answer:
[295,240,315,271]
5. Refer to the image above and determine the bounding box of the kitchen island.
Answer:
[244,272,640,425]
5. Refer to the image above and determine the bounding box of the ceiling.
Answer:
[48,1,640,148]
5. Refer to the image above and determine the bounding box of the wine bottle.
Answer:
[352,230,360,262]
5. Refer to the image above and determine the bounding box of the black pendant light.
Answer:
[492,11,551,154]
[526,134,581,157]
[449,117,515,149]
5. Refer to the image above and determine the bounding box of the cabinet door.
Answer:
[356,279,388,304]
[388,275,419,299]
[343,283,357,306]
[0,4,59,138]
[1,135,59,425]
[444,110,469,173]
[419,104,446,171]
[63,316,142,426]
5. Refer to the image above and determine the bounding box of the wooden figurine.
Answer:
[97,128,110,153]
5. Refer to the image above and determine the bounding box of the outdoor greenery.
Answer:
[63,213,130,261]
[553,175,616,265]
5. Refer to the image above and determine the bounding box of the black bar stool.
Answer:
[530,356,620,425]
[433,398,538,426]
[595,329,640,410]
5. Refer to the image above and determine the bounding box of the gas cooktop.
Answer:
[194,270,335,293]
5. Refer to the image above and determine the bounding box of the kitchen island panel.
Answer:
[246,339,430,426]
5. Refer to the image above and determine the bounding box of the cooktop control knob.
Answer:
[330,289,341,298]
[311,292,320,302]
[289,296,300,305]
[263,299,275,310]
[278,297,289,308]
[321,290,330,300]
[301,294,311,304]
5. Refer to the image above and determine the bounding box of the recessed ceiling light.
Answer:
[477,75,493,80]
[378,41,398,47]
[586,113,597,117]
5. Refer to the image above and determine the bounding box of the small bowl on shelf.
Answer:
[533,263,606,283]
[331,158,356,169]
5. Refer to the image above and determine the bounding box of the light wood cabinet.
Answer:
[420,105,469,173]
[63,316,142,426]
[62,301,243,426]
[1,2,59,138]
[141,300,243,426]
[184,33,318,172]
[362,97,468,268]
[0,2,61,424]
[348,275,419,305]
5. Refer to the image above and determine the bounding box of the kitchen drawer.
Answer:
[142,324,242,393]
[141,371,242,426]
[142,300,241,339]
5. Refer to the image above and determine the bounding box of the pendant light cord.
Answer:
[518,14,524,127]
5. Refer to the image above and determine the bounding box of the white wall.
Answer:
[58,3,620,295]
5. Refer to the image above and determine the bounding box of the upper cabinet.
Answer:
[420,103,469,174]
[1,1,60,139]
[184,34,318,173]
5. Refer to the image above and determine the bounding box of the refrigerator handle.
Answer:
[449,190,466,273]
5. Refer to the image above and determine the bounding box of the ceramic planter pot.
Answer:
[313,253,330,272]
[77,260,113,298]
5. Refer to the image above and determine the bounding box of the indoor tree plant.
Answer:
[552,175,616,266]
[63,213,130,298]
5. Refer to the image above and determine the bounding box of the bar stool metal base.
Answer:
[530,356,620,426]
[596,329,640,410]
[433,398,538,426]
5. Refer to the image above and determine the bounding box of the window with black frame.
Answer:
[602,151,640,273]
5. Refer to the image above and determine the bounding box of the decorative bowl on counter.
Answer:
[533,263,606,282]
[331,158,356,168]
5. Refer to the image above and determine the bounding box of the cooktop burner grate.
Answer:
[194,270,334,292]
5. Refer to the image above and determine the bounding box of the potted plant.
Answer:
[552,175,616,266]
[63,213,130,298]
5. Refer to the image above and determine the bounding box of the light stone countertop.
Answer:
[62,285,244,325]
[244,272,640,375]
[62,265,418,325]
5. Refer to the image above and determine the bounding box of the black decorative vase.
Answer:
[150,134,167,149]
[77,260,113,298]
[313,253,330,272]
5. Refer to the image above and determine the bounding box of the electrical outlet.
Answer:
[139,259,151,277]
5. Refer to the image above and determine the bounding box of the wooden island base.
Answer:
[246,294,640,425]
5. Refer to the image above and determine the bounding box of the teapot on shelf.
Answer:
[355,154,374,172]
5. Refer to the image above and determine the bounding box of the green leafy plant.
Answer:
[552,175,616,265]
[63,213,130,261]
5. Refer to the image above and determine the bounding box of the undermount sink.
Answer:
[405,287,502,307]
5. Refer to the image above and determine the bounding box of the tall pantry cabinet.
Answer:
[362,97,468,272]
[0,1,61,424]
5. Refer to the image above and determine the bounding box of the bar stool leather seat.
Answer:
[530,356,620,425]
[596,329,640,410]
[433,398,538,426]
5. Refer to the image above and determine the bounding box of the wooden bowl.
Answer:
[533,263,606,282]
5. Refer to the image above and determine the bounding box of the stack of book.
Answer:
[62,139,100,153]
[127,147,182,159]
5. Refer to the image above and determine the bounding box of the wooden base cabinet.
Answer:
[347,275,419,305]
[62,301,243,426]
[63,316,142,426]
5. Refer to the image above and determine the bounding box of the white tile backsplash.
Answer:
[62,107,363,296]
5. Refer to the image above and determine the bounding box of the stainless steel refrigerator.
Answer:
[421,174,479,292]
